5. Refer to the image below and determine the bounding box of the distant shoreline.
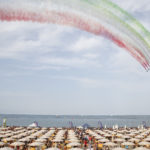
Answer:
[0,114,149,128]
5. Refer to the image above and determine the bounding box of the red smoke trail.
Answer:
[0,8,149,69]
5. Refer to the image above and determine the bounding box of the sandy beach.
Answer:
[0,126,150,150]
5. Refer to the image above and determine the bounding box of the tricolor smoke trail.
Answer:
[0,0,150,70]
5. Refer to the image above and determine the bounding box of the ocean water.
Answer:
[0,114,150,128]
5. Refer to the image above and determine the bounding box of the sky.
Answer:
[0,0,150,115]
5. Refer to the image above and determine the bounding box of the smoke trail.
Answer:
[0,0,150,69]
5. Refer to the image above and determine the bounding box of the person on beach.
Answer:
[84,138,88,148]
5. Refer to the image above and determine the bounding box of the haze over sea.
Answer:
[0,114,150,128]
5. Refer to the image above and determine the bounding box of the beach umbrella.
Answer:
[112,148,126,150]
[114,138,125,143]
[52,139,63,142]
[138,141,150,146]
[45,148,60,150]
[0,135,7,138]
[121,142,135,146]
[67,142,81,147]
[96,130,105,135]
[0,148,14,150]
[42,127,48,130]
[136,135,144,139]
[99,138,109,143]
[144,137,150,142]
[29,142,43,147]
[95,136,103,140]
[68,139,80,143]
[50,128,55,130]
[129,138,140,143]
[141,133,148,137]
[77,126,83,129]
[122,135,130,139]
[120,130,128,134]
[146,135,150,138]
[40,135,50,139]
[128,133,136,137]
[68,137,77,140]
[111,132,117,135]
[27,135,36,139]
[36,138,47,142]
[19,137,30,142]
[70,148,82,150]
[134,147,149,150]
[0,142,5,147]
[11,142,25,147]
[116,134,123,138]
[104,134,111,138]
[2,138,14,143]
[12,135,23,139]
[104,142,117,147]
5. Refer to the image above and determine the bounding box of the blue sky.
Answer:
[0,0,150,115]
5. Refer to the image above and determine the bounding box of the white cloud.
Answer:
[44,75,150,94]
[83,53,100,59]
[111,0,150,12]
[38,56,101,69]
[70,36,104,52]
[0,22,74,58]
[110,48,140,70]
[0,21,104,70]
[23,65,68,71]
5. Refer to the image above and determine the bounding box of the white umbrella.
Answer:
[128,133,136,137]
[40,135,50,139]
[112,148,126,150]
[129,138,140,143]
[36,138,47,142]
[2,138,14,142]
[52,139,63,142]
[144,137,150,142]
[12,135,23,139]
[70,148,82,150]
[77,126,83,129]
[104,134,111,137]
[139,141,150,146]
[11,142,25,147]
[116,134,123,138]
[122,135,130,139]
[68,139,80,142]
[121,142,135,146]
[0,142,5,146]
[27,135,36,139]
[104,142,117,147]
[0,135,7,138]
[29,142,43,147]
[19,138,30,142]
[45,148,60,150]
[0,148,14,150]
[67,142,81,147]
[114,138,125,143]
[99,138,109,143]
[68,137,78,140]
[95,136,103,140]
[134,147,149,150]
[28,123,38,127]
[136,135,144,139]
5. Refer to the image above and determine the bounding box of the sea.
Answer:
[0,114,150,128]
